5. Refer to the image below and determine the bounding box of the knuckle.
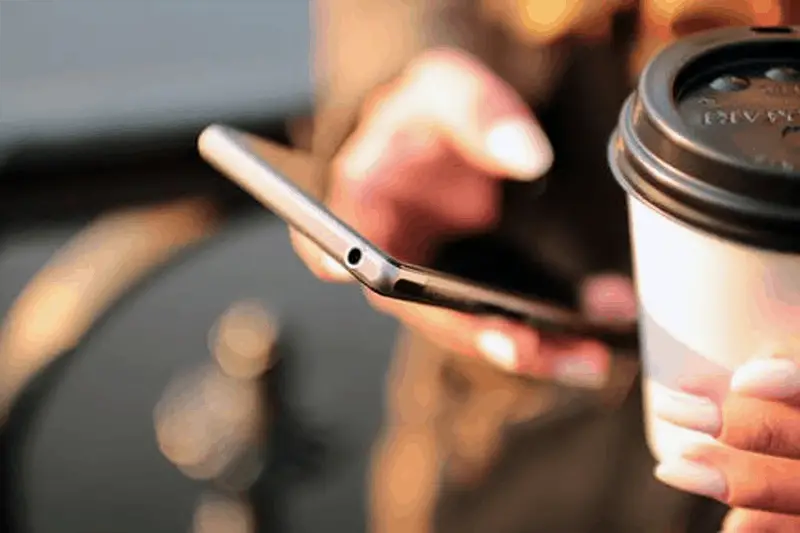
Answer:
[730,412,787,456]
[756,417,783,454]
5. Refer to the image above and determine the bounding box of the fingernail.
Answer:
[652,389,721,436]
[730,358,800,400]
[476,330,517,371]
[484,118,553,179]
[321,254,352,281]
[580,275,638,321]
[655,459,727,501]
[552,355,607,389]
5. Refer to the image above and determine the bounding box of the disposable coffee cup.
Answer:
[608,26,800,461]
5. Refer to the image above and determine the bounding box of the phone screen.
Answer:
[432,233,579,311]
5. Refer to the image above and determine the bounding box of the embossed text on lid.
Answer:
[677,61,800,175]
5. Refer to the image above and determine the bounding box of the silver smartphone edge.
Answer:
[197,124,399,292]
[197,124,639,345]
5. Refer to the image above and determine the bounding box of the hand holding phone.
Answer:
[199,124,637,343]
[197,49,638,384]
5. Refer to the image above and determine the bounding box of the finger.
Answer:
[719,356,800,459]
[723,508,800,533]
[653,390,800,460]
[656,444,800,515]
[717,394,800,460]
[729,356,800,406]
[366,291,610,388]
[654,356,800,459]
[533,335,611,389]
[288,229,353,283]
[339,48,553,182]
[328,161,498,264]
[327,48,541,263]
[366,291,535,372]
[579,273,637,321]
[338,146,499,234]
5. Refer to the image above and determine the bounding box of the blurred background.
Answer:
[0,2,399,532]
[3,2,796,533]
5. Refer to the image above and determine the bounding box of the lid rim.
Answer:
[609,133,800,254]
[610,25,800,252]
[619,98,800,221]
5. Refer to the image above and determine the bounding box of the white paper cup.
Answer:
[629,195,800,459]
[608,26,800,460]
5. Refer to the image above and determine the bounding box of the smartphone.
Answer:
[198,124,639,351]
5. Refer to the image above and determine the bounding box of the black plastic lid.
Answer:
[609,26,800,252]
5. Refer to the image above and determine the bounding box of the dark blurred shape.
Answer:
[250,338,341,533]
[433,234,577,306]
